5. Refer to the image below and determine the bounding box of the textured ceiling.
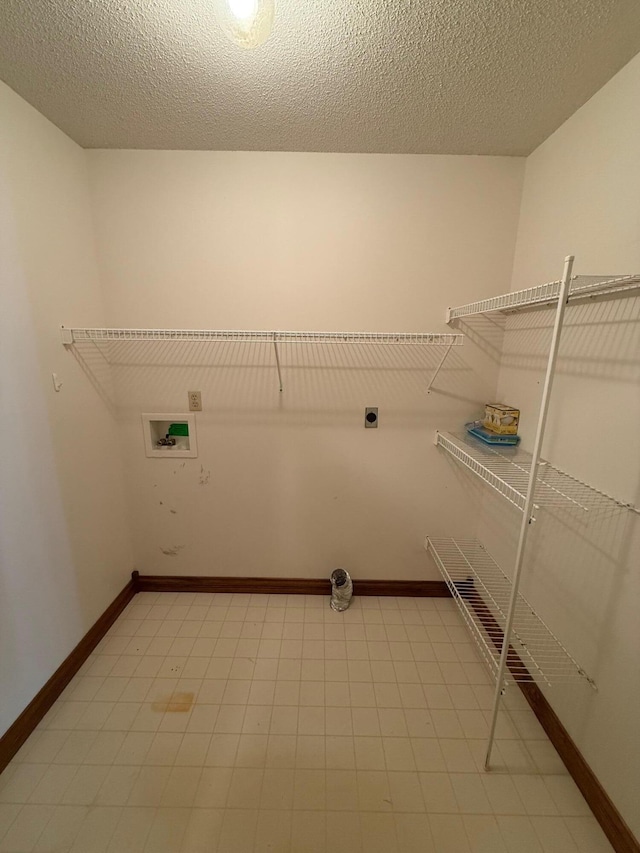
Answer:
[1,0,640,155]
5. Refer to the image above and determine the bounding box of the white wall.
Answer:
[86,151,524,579]
[0,83,134,736]
[477,53,640,836]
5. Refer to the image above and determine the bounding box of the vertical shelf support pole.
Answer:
[273,333,283,392]
[427,343,453,392]
[484,255,574,769]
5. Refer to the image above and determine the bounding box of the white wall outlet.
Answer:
[188,391,202,412]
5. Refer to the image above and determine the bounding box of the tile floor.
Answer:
[0,592,614,852]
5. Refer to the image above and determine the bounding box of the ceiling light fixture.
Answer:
[217,0,275,49]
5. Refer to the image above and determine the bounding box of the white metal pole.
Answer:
[484,255,574,770]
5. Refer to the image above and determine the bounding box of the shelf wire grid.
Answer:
[62,327,463,347]
[448,274,640,321]
[436,431,636,517]
[425,537,595,688]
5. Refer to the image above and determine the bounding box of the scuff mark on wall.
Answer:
[160,544,185,557]
[170,509,177,514]
[199,465,211,486]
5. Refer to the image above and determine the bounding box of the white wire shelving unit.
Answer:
[446,273,640,321]
[435,430,637,518]
[61,327,463,392]
[425,538,595,689]
[429,256,640,770]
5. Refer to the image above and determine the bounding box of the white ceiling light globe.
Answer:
[227,0,258,23]
[218,0,275,49]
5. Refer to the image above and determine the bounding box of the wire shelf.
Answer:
[435,431,636,516]
[425,537,595,688]
[447,273,640,321]
[61,327,463,346]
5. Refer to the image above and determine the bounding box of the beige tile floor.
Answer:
[0,592,614,852]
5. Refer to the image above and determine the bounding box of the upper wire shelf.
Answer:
[435,430,637,517]
[62,327,463,392]
[447,273,640,322]
[425,537,595,689]
[61,327,463,347]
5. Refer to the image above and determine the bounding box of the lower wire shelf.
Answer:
[425,537,596,690]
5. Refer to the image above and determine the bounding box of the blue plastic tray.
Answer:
[465,421,520,446]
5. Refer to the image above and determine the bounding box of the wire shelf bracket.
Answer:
[426,343,454,393]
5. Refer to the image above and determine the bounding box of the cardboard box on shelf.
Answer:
[483,403,520,435]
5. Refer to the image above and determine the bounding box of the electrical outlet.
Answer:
[188,391,202,412]
[364,407,378,428]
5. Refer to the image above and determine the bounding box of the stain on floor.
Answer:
[151,692,195,713]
